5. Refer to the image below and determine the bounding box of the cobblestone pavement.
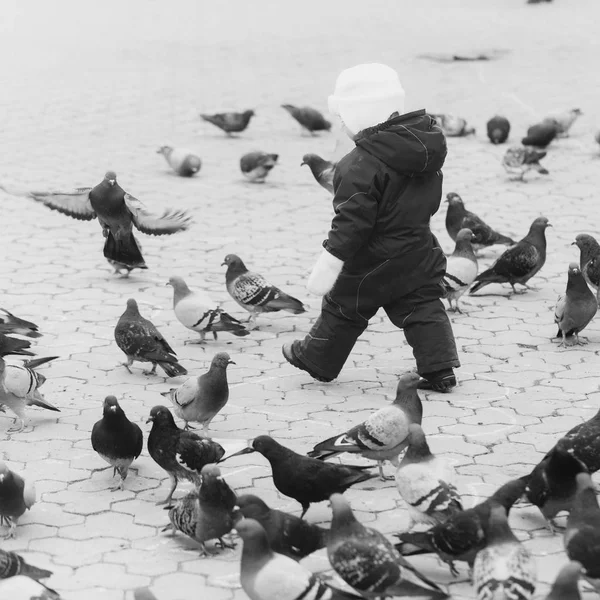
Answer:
[1,0,600,598]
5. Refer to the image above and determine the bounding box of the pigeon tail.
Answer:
[493,232,516,246]
[104,231,147,269]
[469,269,506,294]
[158,360,188,378]
[211,311,250,337]
[22,356,59,369]
[28,395,60,412]
[394,530,435,554]
[267,291,306,314]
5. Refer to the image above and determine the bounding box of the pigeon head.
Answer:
[234,517,272,557]
[125,298,140,315]
[402,424,433,464]
[445,192,464,206]
[221,254,246,270]
[484,504,516,543]
[530,216,551,231]
[396,372,421,391]
[0,462,9,483]
[102,395,123,417]
[236,494,271,520]
[156,146,173,155]
[571,108,583,116]
[567,262,582,279]
[251,435,285,458]
[211,352,235,369]
[166,276,192,302]
[392,373,423,421]
[456,228,474,243]
[548,562,583,598]
[104,171,117,186]
[329,493,359,532]
[301,153,325,168]
[200,463,222,482]
[146,405,177,428]
[490,477,530,511]
[244,109,256,117]
[573,234,600,260]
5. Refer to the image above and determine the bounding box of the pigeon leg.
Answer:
[573,334,589,346]
[157,474,178,505]
[198,542,214,557]
[143,363,158,376]
[246,314,258,329]
[183,421,197,430]
[216,536,236,549]
[377,461,394,481]
[299,503,310,520]
[3,519,17,539]
[121,358,134,373]
[7,417,25,433]
[448,561,460,578]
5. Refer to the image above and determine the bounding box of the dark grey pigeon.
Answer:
[282,104,331,134]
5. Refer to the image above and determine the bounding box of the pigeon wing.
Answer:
[176,435,224,472]
[492,243,539,279]
[124,193,192,236]
[231,272,278,307]
[30,188,95,221]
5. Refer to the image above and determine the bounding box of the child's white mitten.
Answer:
[307,250,344,296]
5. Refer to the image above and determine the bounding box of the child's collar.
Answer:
[355,109,427,141]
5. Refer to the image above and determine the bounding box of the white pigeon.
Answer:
[542,108,582,137]
[442,228,478,313]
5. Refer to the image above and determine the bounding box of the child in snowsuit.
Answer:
[282,63,460,392]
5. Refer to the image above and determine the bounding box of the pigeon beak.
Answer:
[165,282,171,286]
[232,507,243,524]
[108,180,116,186]
[228,360,236,365]
[160,390,170,398]
[300,161,306,166]
[221,261,227,266]
[109,405,117,412]
[571,241,577,246]
[218,447,255,462]
[146,417,154,424]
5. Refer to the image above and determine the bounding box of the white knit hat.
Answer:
[328,63,405,135]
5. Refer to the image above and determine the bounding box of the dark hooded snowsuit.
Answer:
[296,109,460,380]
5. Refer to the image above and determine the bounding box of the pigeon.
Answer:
[442,228,479,313]
[236,493,328,560]
[308,372,423,480]
[472,504,536,600]
[469,216,551,295]
[573,234,600,293]
[0,575,61,600]
[161,352,234,432]
[487,116,510,144]
[431,113,475,136]
[0,333,34,357]
[445,192,515,250]
[167,276,249,343]
[0,548,52,582]
[114,298,187,378]
[91,395,143,490]
[395,476,528,575]
[524,443,589,532]
[502,146,549,180]
[395,424,462,529]
[156,146,201,177]
[0,310,42,339]
[522,121,559,148]
[543,108,582,137]
[595,130,600,148]
[554,262,597,346]
[0,461,36,538]
[301,153,335,194]
[146,405,225,504]
[281,105,331,134]
[240,152,279,183]
[27,171,192,273]
[222,254,306,328]
[221,435,376,518]
[1,357,60,432]
[327,494,448,599]
[236,518,364,600]
[165,464,237,555]
[545,562,583,600]
[133,589,160,600]
[200,109,255,135]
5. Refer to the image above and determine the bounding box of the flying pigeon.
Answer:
[308,372,423,480]
[564,472,600,591]
[573,234,600,293]
[91,395,143,491]
[522,121,559,148]
[161,352,234,432]
[472,504,536,600]
[167,276,249,343]
[0,461,36,538]
[486,116,510,144]
[236,518,363,600]
[301,154,335,194]
[200,109,255,135]
[395,424,462,529]
[0,309,42,338]
[165,464,237,556]
[327,494,448,599]
[114,298,187,378]
[156,146,201,177]
[554,262,597,346]
[545,562,583,600]
[281,105,331,134]
[431,113,475,136]
[395,476,528,575]
[221,435,376,519]
[26,171,192,273]
[0,333,34,357]
[235,494,328,560]
[502,146,549,180]
[0,548,52,583]
[1,357,60,432]
[222,254,306,328]
[469,216,551,295]
[0,575,61,600]
[443,228,479,313]
[445,192,515,250]
[146,405,225,504]
[524,443,588,532]
[543,108,582,137]
[240,152,278,183]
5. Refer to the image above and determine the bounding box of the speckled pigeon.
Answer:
[502,146,549,180]
[200,109,255,135]
[0,548,52,583]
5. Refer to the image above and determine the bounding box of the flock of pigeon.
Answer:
[1,85,600,600]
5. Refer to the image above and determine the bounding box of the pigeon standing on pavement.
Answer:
[327,494,448,599]
[222,254,306,328]
[161,352,234,432]
[554,263,597,346]
[91,395,143,491]
[146,405,225,504]
[221,435,376,518]
[235,494,328,560]
[486,116,511,144]
[240,152,279,183]
[502,146,549,180]
[308,372,423,480]
[301,154,335,194]
[543,108,582,137]
[522,121,559,147]
[114,298,187,377]
[281,105,331,134]
[469,216,551,295]
[573,234,600,293]
[0,548,52,583]
[545,562,582,600]
[26,171,192,273]
[156,146,201,177]
[0,333,34,357]
[0,462,36,538]
[472,504,536,600]
[167,276,249,343]
[395,424,462,529]
[431,114,475,136]
[200,110,255,135]
[0,309,42,338]
[443,228,479,313]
